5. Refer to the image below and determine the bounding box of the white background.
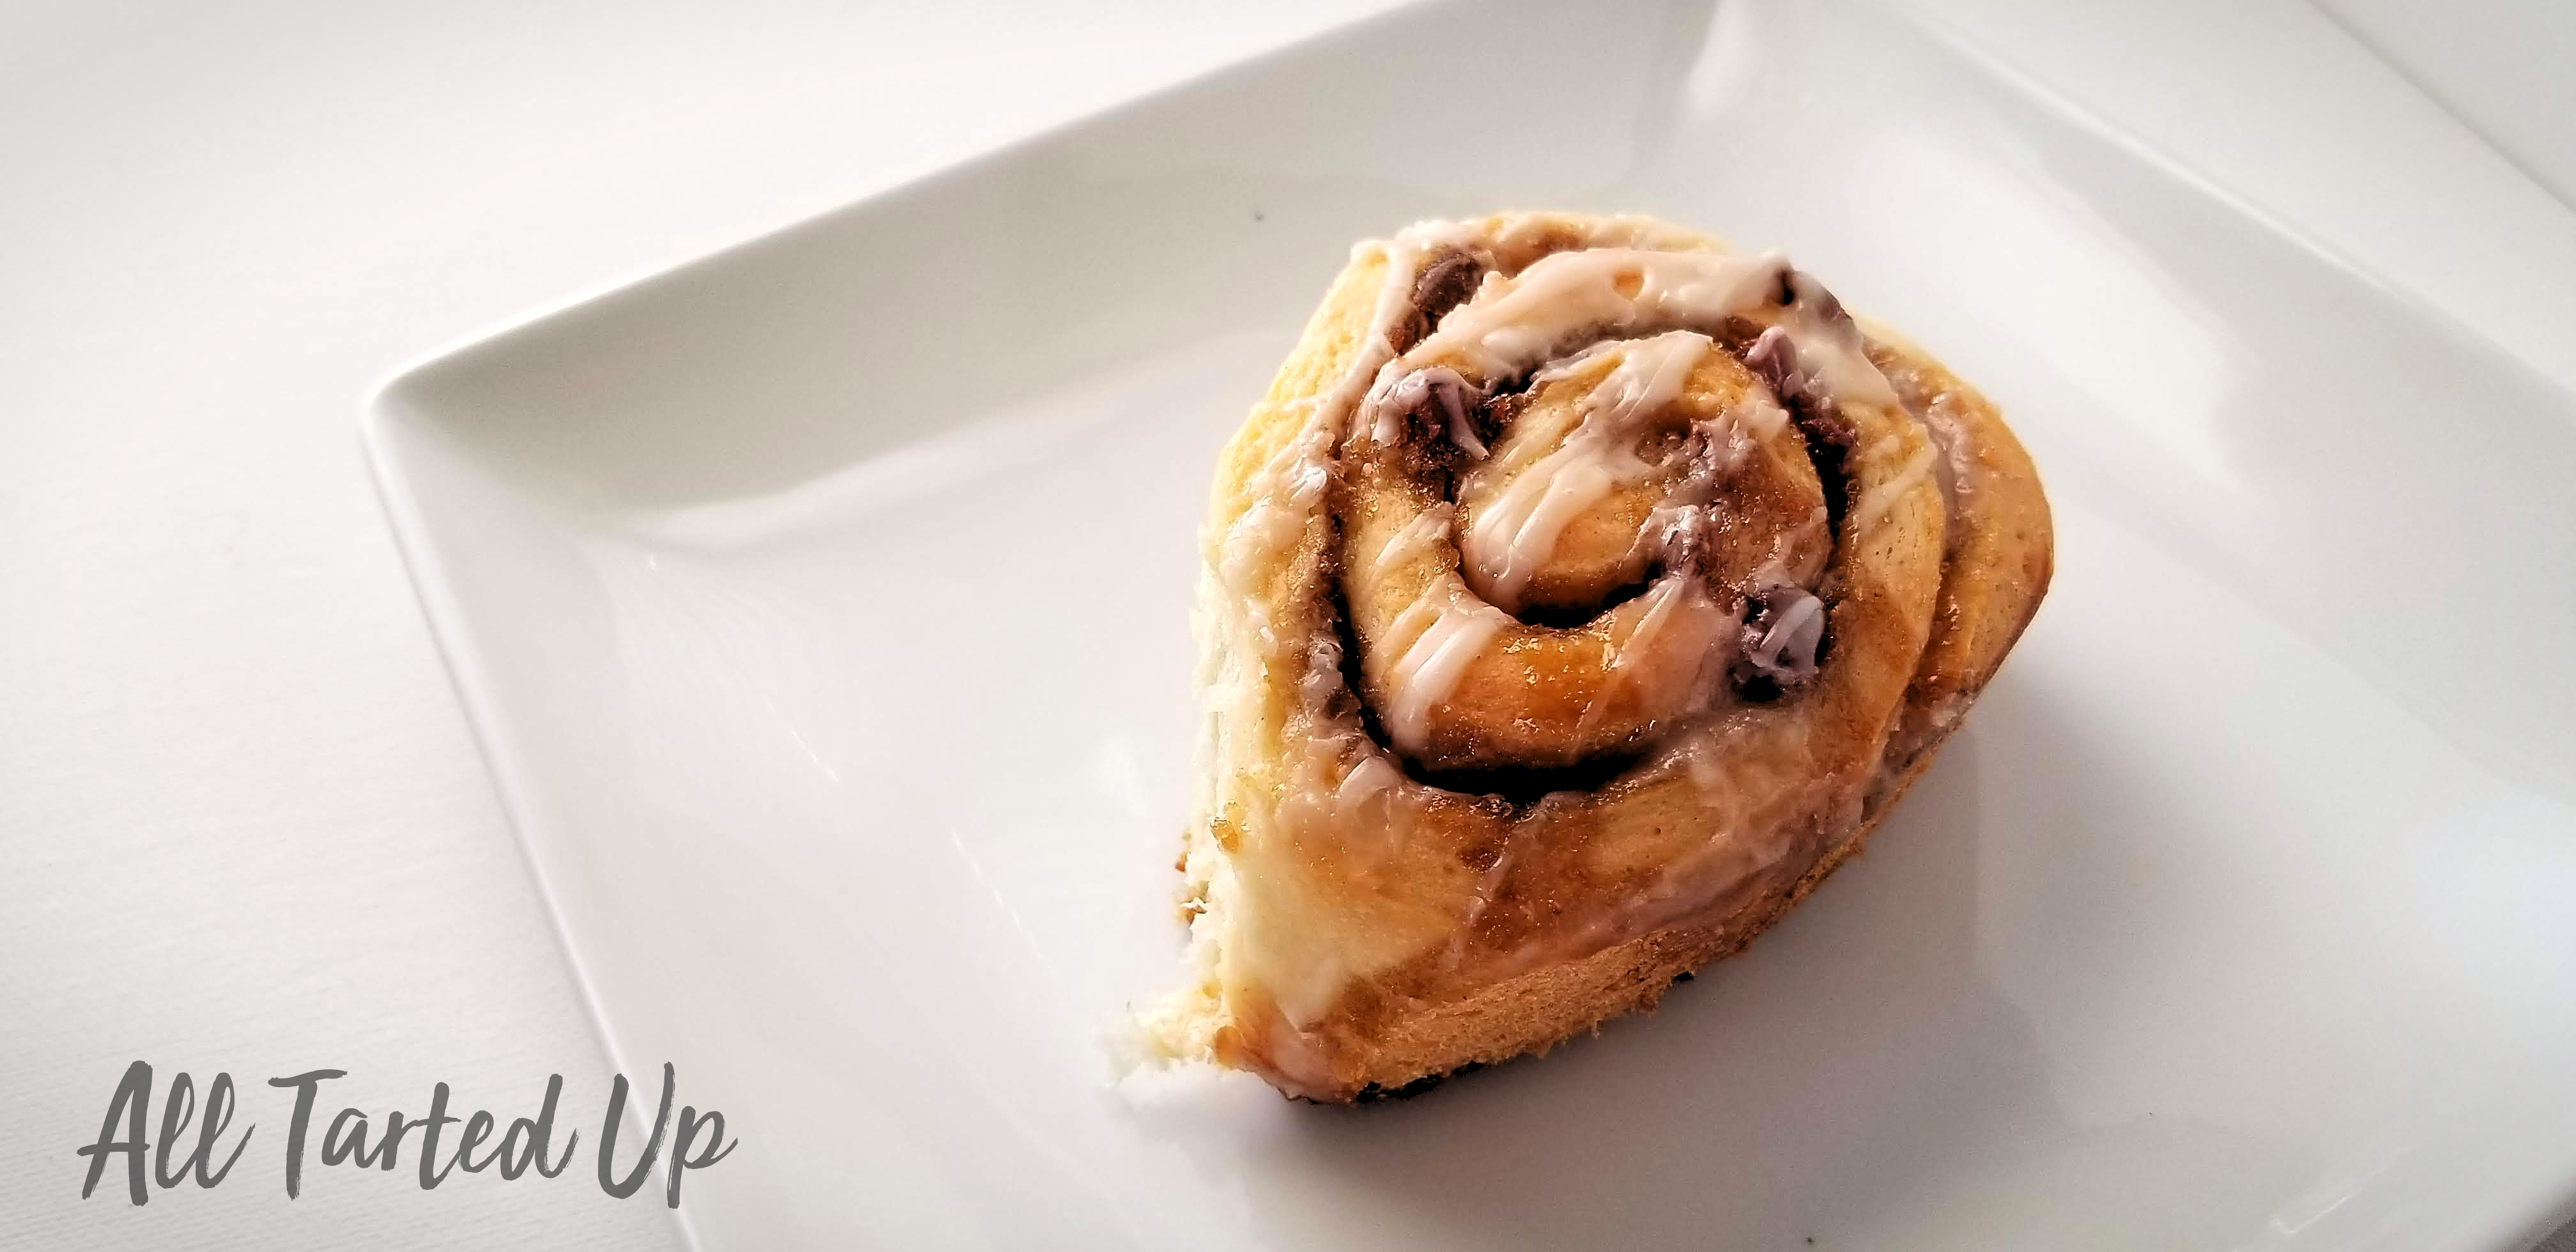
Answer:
[3,1,2569,1248]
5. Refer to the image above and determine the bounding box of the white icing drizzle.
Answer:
[1402,249,1786,381]
[1683,738,1728,795]
[1567,574,1698,752]
[1779,281,1901,411]
[1213,223,1472,653]
[1445,836,1522,966]
[1346,215,1505,385]
[1851,442,1937,533]
[1746,592,1825,675]
[1367,365,1482,452]
[1332,754,1401,823]
[1553,328,1712,403]
[1728,393,1793,441]
[1909,402,1973,554]
[1367,504,1455,592]
[1383,590,1508,754]
[1740,504,1832,589]
[1460,331,1711,611]
[1391,247,1900,422]
[1221,420,1331,580]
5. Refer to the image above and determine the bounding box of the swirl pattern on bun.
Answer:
[1140,213,2051,1102]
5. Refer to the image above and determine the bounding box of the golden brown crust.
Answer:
[1291,660,1984,1102]
[1862,328,2054,772]
[1159,213,2051,1103]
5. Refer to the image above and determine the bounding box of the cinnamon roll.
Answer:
[1139,213,2051,1102]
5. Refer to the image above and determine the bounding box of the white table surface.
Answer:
[3,1,2569,1248]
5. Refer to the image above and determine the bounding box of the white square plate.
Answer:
[364,1,2576,1246]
